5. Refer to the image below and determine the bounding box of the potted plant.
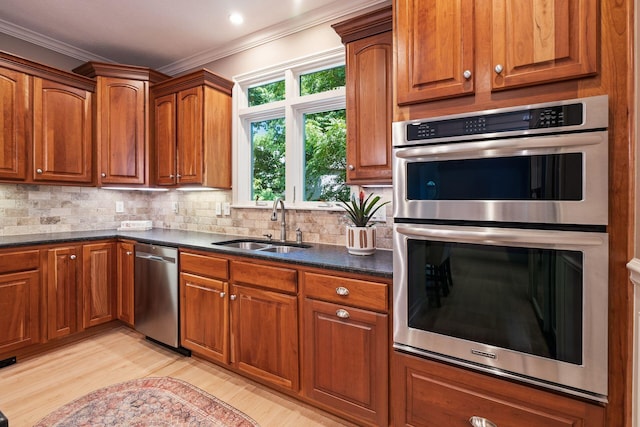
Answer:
[338,191,389,255]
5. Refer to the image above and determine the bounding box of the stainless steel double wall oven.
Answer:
[392,95,609,401]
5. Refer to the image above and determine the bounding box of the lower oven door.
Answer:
[393,223,608,401]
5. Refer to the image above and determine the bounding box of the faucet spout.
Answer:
[271,198,286,241]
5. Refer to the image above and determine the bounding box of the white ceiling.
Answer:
[0,0,388,74]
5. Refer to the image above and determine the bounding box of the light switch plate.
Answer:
[115,201,124,213]
[215,202,222,215]
[223,202,231,215]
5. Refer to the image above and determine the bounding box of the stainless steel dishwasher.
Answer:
[134,243,186,353]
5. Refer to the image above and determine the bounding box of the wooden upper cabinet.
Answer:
[491,0,597,90]
[153,93,178,186]
[333,6,393,184]
[396,0,475,104]
[395,0,597,105]
[33,77,93,184]
[0,67,30,181]
[73,62,169,186]
[151,70,233,188]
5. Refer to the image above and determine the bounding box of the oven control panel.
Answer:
[407,103,584,141]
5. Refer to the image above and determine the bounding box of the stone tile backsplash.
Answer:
[0,185,393,250]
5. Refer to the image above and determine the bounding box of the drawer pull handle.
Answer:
[469,416,497,427]
[336,309,350,319]
[336,286,349,296]
[219,292,226,298]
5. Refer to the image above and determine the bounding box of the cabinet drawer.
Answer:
[230,261,297,294]
[180,252,228,280]
[303,272,388,312]
[0,250,39,274]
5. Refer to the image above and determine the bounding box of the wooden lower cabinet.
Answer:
[116,241,135,326]
[45,245,81,339]
[392,351,606,427]
[302,298,388,426]
[230,283,299,392]
[82,242,115,328]
[0,249,41,355]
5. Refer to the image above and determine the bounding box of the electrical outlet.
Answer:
[215,202,222,215]
[223,202,231,216]
[172,202,179,214]
[115,201,124,213]
[370,206,387,222]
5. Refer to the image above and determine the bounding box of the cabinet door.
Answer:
[82,242,115,328]
[98,77,147,185]
[346,31,393,184]
[230,284,299,391]
[180,272,229,363]
[491,0,597,91]
[33,78,93,183]
[46,246,81,339]
[176,86,204,185]
[303,298,388,426]
[0,67,29,181]
[153,93,177,186]
[396,0,475,104]
[116,241,135,326]
[0,270,40,354]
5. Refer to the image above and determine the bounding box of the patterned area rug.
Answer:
[34,377,259,427]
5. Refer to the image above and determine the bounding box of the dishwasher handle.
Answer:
[135,251,176,264]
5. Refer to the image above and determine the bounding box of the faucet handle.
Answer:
[263,233,273,241]
[295,228,302,244]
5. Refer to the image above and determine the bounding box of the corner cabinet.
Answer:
[396,0,598,105]
[333,7,393,185]
[392,351,605,427]
[73,62,169,187]
[0,52,96,185]
[0,67,29,181]
[151,70,233,188]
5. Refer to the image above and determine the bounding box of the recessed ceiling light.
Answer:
[229,12,244,25]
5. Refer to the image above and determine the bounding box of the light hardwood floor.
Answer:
[0,327,355,427]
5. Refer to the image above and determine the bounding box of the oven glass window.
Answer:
[407,239,583,365]
[406,153,582,201]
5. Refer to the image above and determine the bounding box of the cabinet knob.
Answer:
[169,174,175,179]
[220,292,226,298]
[230,294,237,301]
[348,165,355,171]
[176,174,182,179]
[463,70,472,79]
[469,416,497,427]
[70,255,77,260]
[494,64,504,74]
[336,309,350,319]
[36,168,43,174]
[336,286,350,296]
[126,251,132,256]
[101,172,107,178]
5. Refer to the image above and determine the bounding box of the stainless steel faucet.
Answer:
[271,198,286,241]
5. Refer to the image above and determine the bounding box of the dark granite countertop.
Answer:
[0,228,393,278]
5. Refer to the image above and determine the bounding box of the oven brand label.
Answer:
[471,349,497,359]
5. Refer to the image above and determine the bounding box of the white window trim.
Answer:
[232,47,347,209]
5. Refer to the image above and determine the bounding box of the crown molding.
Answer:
[157,0,390,75]
[0,18,113,63]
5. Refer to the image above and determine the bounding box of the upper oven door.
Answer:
[393,130,608,226]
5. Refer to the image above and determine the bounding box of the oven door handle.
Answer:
[395,225,606,247]
[394,132,606,160]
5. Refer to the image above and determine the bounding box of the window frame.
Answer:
[232,47,346,208]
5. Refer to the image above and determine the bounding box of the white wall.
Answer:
[0,33,84,71]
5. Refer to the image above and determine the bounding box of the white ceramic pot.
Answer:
[346,225,376,256]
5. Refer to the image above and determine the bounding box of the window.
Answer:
[234,49,349,206]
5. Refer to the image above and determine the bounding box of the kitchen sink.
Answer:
[213,239,311,252]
